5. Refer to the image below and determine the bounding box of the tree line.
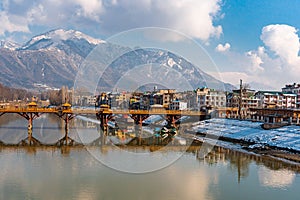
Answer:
[0,83,71,106]
[0,83,34,102]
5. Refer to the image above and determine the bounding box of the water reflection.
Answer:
[0,114,99,145]
[258,167,296,188]
[0,146,300,200]
[1,115,300,199]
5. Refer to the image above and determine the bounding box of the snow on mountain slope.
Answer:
[0,40,21,50]
[21,29,105,50]
[0,29,235,91]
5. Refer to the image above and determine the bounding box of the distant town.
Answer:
[1,81,300,118]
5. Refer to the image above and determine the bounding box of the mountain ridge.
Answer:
[0,28,235,91]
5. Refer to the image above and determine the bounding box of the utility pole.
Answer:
[239,79,242,119]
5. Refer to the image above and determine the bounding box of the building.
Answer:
[169,100,188,110]
[282,83,300,108]
[227,89,259,108]
[255,91,297,109]
[196,87,226,108]
[226,88,259,118]
[159,89,176,108]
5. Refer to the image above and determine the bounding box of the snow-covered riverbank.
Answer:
[191,118,300,152]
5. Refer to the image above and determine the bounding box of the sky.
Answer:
[1,0,300,90]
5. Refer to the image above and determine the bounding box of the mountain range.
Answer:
[0,29,235,91]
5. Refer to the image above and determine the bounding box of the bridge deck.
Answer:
[0,108,206,116]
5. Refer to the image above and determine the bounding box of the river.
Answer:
[0,114,300,200]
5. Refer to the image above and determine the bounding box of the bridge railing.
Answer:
[94,109,206,116]
[0,107,59,113]
[0,107,206,116]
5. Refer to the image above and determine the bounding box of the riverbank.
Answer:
[190,118,300,164]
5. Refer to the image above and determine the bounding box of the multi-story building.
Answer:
[169,100,188,110]
[227,89,259,108]
[255,91,280,108]
[174,90,197,110]
[282,83,300,108]
[196,87,226,108]
[226,88,259,118]
[159,89,176,108]
[73,95,96,106]
[255,91,297,108]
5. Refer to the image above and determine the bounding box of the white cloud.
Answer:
[73,0,103,21]
[0,0,223,42]
[245,46,264,74]
[261,24,300,65]
[218,24,300,90]
[258,24,300,86]
[0,11,29,35]
[215,42,230,52]
[109,0,223,41]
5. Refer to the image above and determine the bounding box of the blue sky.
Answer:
[1,0,300,90]
[220,0,300,51]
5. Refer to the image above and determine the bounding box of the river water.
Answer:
[1,114,300,200]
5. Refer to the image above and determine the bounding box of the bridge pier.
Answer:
[90,124,106,146]
[130,114,149,145]
[166,115,181,129]
[56,113,76,146]
[96,113,114,135]
[130,114,149,126]
[17,112,41,146]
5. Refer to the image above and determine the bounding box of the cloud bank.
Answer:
[217,24,300,90]
[0,0,223,42]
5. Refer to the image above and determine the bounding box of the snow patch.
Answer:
[193,118,300,152]
[21,29,105,50]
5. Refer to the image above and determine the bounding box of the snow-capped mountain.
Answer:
[100,48,235,91]
[0,29,235,91]
[0,40,20,50]
[21,29,105,50]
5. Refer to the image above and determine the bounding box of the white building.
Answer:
[169,100,188,110]
[255,91,297,108]
[196,87,226,108]
[282,83,300,108]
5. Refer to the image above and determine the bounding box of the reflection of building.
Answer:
[258,166,295,188]
[74,118,97,128]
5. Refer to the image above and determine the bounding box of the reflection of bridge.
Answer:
[0,105,207,146]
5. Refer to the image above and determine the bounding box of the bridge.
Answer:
[0,102,207,146]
